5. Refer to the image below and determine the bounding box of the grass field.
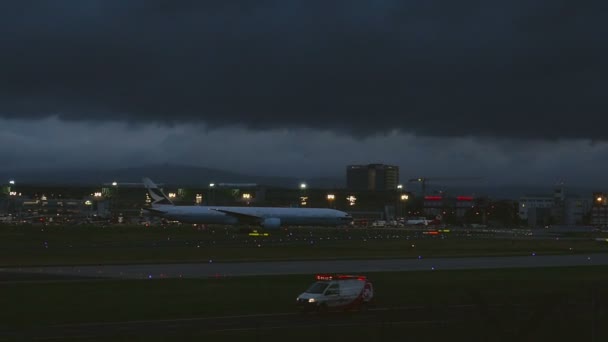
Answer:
[1,224,607,266]
[2,267,607,341]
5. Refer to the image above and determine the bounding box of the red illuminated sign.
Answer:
[457,196,473,201]
[315,274,366,281]
[424,196,442,201]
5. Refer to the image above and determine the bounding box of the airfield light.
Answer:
[347,195,357,206]
[401,194,409,201]
[327,194,335,200]
[209,183,215,188]
[242,193,251,199]
[300,183,307,189]
[397,184,403,189]
[85,200,93,206]
[111,181,117,186]
[9,180,15,185]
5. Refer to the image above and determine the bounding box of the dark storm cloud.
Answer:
[1,0,607,139]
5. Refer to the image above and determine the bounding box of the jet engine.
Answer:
[261,217,281,229]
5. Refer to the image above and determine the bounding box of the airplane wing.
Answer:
[142,207,167,214]
[211,208,262,224]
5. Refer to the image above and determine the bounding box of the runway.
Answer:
[2,253,607,280]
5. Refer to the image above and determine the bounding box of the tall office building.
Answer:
[346,164,399,191]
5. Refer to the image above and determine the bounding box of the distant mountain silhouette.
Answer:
[1,164,597,199]
[0,164,344,188]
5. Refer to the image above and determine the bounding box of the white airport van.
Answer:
[296,274,374,312]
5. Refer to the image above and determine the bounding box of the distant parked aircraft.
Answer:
[405,217,440,226]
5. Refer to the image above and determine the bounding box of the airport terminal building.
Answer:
[0,181,414,224]
[0,179,598,228]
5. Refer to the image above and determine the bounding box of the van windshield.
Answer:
[306,282,329,294]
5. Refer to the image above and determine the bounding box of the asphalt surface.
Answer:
[2,253,607,280]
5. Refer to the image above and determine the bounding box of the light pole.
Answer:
[299,183,307,207]
[396,184,404,218]
[209,183,215,205]
[400,193,409,218]
[327,194,335,208]
[7,180,16,216]
[7,180,15,196]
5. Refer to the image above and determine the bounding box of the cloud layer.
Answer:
[1,1,607,139]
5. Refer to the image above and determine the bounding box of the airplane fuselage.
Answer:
[146,205,352,227]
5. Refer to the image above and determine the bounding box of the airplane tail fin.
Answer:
[142,178,173,205]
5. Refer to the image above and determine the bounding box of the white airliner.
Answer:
[142,178,353,229]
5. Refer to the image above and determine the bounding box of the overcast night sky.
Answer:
[1,1,607,186]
